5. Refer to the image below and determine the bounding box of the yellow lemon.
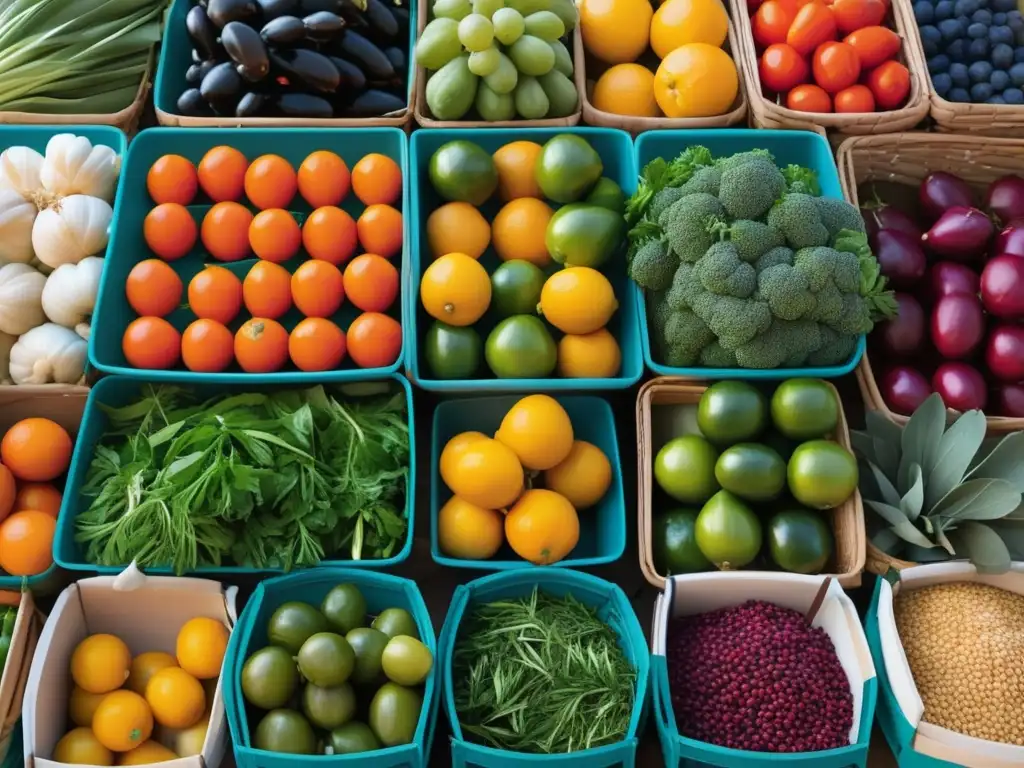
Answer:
[69,687,109,727]
[544,441,613,509]
[53,728,114,766]
[426,202,491,260]
[495,394,574,471]
[557,329,622,378]
[539,267,618,335]
[650,0,729,59]
[127,652,177,695]
[655,44,738,118]
[438,496,505,560]
[71,634,132,694]
[117,741,178,765]
[505,489,580,565]
[444,437,524,509]
[440,431,489,487]
[493,141,544,202]
[420,252,492,326]
[592,64,661,117]
[491,198,553,266]
[579,0,652,64]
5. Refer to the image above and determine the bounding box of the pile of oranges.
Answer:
[0,417,71,577]
[52,617,229,765]
[123,146,404,374]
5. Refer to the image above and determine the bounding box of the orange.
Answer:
[505,489,580,565]
[289,318,347,372]
[357,204,403,260]
[302,206,358,265]
[346,312,401,369]
[126,259,183,318]
[188,266,243,325]
[426,202,491,260]
[127,651,178,696]
[69,686,109,727]
[442,437,524,509]
[579,0,652,64]
[543,441,613,509]
[419,252,491,326]
[249,209,301,263]
[351,153,402,206]
[492,141,543,202]
[655,43,738,118]
[0,513,57,575]
[144,203,197,261]
[118,740,179,765]
[181,319,234,373]
[244,154,297,210]
[71,634,132,694]
[53,727,114,766]
[298,150,350,208]
[592,64,660,117]
[176,617,229,680]
[2,417,73,482]
[557,328,622,378]
[201,202,253,262]
[145,666,205,728]
[343,253,399,313]
[147,155,198,206]
[122,317,181,370]
[650,0,729,59]
[234,319,289,374]
[243,261,292,319]
[0,464,13,521]
[491,198,553,266]
[197,146,247,202]
[292,259,345,317]
[12,482,63,518]
[92,690,154,752]
[437,496,504,560]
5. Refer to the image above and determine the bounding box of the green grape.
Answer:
[472,0,504,16]
[433,0,472,20]
[458,13,495,52]
[484,52,519,95]
[416,18,463,70]
[523,11,564,42]
[468,46,502,77]
[508,35,555,76]
[491,7,525,45]
[549,39,573,78]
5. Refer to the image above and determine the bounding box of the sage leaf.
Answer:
[931,478,1022,521]
[988,521,1024,559]
[867,460,902,508]
[850,431,874,461]
[864,500,936,548]
[865,411,901,480]
[948,522,1012,574]
[966,432,1024,491]
[871,527,902,554]
[934,526,956,556]
[924,409,986,509]
[899,393,946,491]
[901,463,924,521]
[905,543,952,562]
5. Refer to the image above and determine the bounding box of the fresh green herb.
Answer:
[625,145,714,227]
[74,383,410,574]
[452,588,636,755]
[781,163,821,196]
[0,607,16,674]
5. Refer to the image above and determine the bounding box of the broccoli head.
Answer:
[734,319,822,369]
[649,291,674,344]
[695,242,757,298]
[767,193,830,250]
[718,219,787,263]
[833,293,874,335]
[666,262,701,311]
[699,341,737,368]
[718,157,786,221]
[807,326,859,367]
[814,196,867,237]
[660,193,726,263]
[679,165,722,197]
[793,247,861,294]
[660,308,716,367]
[648,186,686,222]
[690,293,773,350]
[629,236,677,291]
[755,246,794,273]
[808,282,844,327]
[757,264,816,321]
[716,149,774,172]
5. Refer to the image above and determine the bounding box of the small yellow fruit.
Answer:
[592,64,660,117]
[127,652,177,695]
[117,740,178,765]
[557,329,622,378]
[496,394,574,471]
[426,202,491,260]
[440,431,489,488]
[539,267,618,335]
[579,0,653,64]
[71,634,132,694]
[69,686,108,728]
[493,141,544,202]
[492,198,554,267]
[505,489,580,565]
[444,437,524,509]
[92,690,154,752]
[53,727,114,766]
[176,617,229,680]
[438,496,505,560]
[146,666,206,729]
[544,441,613,509]
[650,0,729,59]
[655,44,738,118]
[420,252,492,327]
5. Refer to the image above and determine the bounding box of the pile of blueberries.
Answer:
[914,0,1024,104]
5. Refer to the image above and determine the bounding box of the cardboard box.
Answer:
[0,591,41,763]
[24,570,238,768]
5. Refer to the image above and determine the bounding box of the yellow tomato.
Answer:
[439,431,488,487]
[70,634,132,694]
[146,667,206,729]
[426,202,491,260]
[495,395,575,471]
[579,0,652,64]
[557,329,622,378]
[176,617,229,680]
[655,44,738,118]
[592,64,660,117]
[443,437,524,509]
[92,690,154,752]
[539,267,618,335]
[544,441,613,509]
[127,652,177,695]
[420,253,492,327]
[650,0,729,59]
[68,686,108,727]
[493,141,544,202]
[438,497,505,560]
[491,198,553,267]
[53,727,114,766]
[505,489,580,565]
[117,740,178,765]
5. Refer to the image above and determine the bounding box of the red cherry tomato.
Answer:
[753,0,797,47]
[760,43,810,93]
[831,0,886,34]
[834,83,876,111]
[844,26,901,69]
[867,60,911,109]
[786,83,833,112]
[813,41,861,93]
[786,3,838,56]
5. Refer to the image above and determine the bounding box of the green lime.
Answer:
[346,627,390,685]
[544,203,625,269]
[652,509,710,574]
[654,435,719,504]
[485,315,557,378]
[714,443,786,502]
[382,636,434,686]
[297,633,356,687]
[536,134,603,203]
[254,709,317,754]
[302,682,356,730]
[241,646,299,710]
[372,608,420,640]
[425,321,482,379]
[321,584,367,634]
[429,140,498,205]
[697,381,767,446]
[771,379,839,440]
[768,509,833,574]
[490,260,546,317]
[787,440,858,510]
[267,602,328,654]
[369,682,423,747]
[694,490,763,570]
[327,722,381,755]
[585,176,626,214]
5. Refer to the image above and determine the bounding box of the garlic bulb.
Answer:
[41,134,120,203]
[32,194,112,269]
[0,331,14,383]
[0,262,46,335]
[42,256,103,331]
[0,146,43,197]
[8,323,87,385]
[0,189,37,264]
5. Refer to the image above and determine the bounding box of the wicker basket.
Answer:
[835,132,1024,435]
[636,377,866,590]
[731,0,928,133]
[413,0,583,128]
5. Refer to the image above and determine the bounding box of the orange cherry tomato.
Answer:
[346,312,401,369]
[867,60,910,109]
[844,26,900,69]
[244,155,297,210]
[830,0,885,34]
[786,83,832,111]
[249,209,301,264]
[787,3,837,57]
[243,261,292,319]
[752,0,797,47]
[292,260,345,318]
[834,83,876,111]
[0,510,54,576]
[356,204,402,260]
[147,155,198,206]
[181,319,235,373]
[188,266,243,325]
[288,318,347,372]
[1,419,72,484]
[813,41,861,93]
[202,202,253,262]
[144,204,197,261]
[235,318,289,374]
[12,483,62,518]
[197,146,247,203]
[302,206,358,265]
[759,43,810,93]
[122,317,181,370]
[351,153,402,206]
[343,254,400,313]
[297,151,350,208]
[126,259,183,318]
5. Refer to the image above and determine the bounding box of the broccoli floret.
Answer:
[716,149,774,172]
[719,220,787,263]
[833,293,874,335]
[782,164,820,196]
[807,326,859,367]
[767,193,830,250]
[718,157,786,221]
[648,186,686,222]
[661,309,716,367]
[679,165,722,197]
[629,237,677,291]
[755,246,794,272]
[694,242,757,298]
[660,193,726,263]
[690,293,773,350]
[700,341,737,368]
[734,320,822,369]
[809,283,844,327]
[666,262,701,311]
[793,247,861,294]
[814,197,867,237]
[649,291,674,345]
[757,264,816,321]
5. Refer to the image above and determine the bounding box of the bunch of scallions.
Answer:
[0,0,166,114]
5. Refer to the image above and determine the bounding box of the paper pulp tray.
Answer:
[633,128,865,381]
[652,572,878,768]
[53,374,416,574]
[23,571,237,768]
[404,127,643,392]
[0,592,41,765]
[430,394,626,569]
[438,568,650,767]
[90,127,408,383]
[224,569,438,768]
[866,563,1024,768]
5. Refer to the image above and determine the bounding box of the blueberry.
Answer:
[1010,61,1024,84]
[991,68,1012,88]
[991,24,1015,43]
[987,94,1008,103]
[933,71,954,95]
[915,0,936,22]
[929,53,953,72]
[1004,86,1024,102]
[994,12,1009,25]
[940,17,966,38]
[955,0,979,14]
[992,41,1015,66]
[936,0,956,19]
[968,37,990,58]
[970,59,995,80]
[948,86,972,101]
[972,9,993,24]
[947,38,968,60]
[920,23,943,43]
[1010,12,1024,31]
[993,0,1016,11]
[1016,26,1024,44]
[950,61,971,85]
[971,81,995,99]
[1016,46,1024,62]
[968,20,989,37]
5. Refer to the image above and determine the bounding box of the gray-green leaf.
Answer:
[934,526,956,556]
[864,412,902,480]
[948,522,1012,574]
[966,432,1024,492]
[904,543,952,563]
[871,527,903,555]
[866,460,902,508]
[864,500,936,548]
[931,478,1022,521]
[924,409,986,509]
[901,463,924,521]
[899,393,946,490]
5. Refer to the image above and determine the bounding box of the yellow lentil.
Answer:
[894,582,1024,746]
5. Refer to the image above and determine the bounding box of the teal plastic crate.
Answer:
[90,126,408,382]
[153,0,416,123]
[438,568,650,767]
[633,129,866,381]
[3,718,21,768]
[405,127,643,393]
[430,394,625,569]
[224,569,438,768]
[52,374,415,574]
